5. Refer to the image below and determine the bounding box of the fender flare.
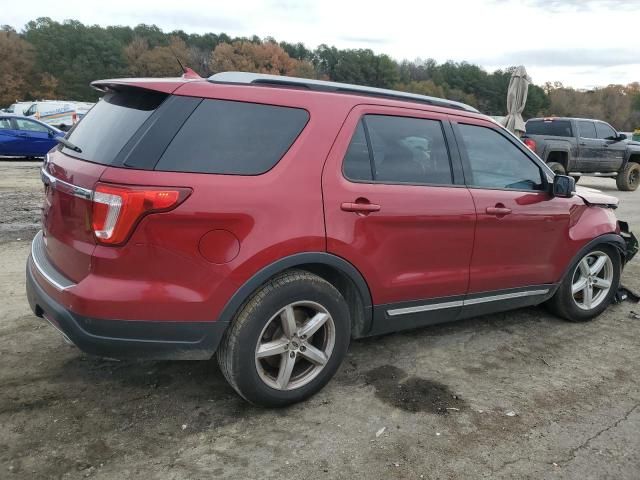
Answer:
[216,252,373,328]
[543,146,571,167]
[558,233,626,289]
[623,149,640,168]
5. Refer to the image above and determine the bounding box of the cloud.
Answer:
[109,11,246,32]
[494,0,637,12]
[339,36,389,45]
[475,48,640,68]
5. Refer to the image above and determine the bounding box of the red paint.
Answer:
[34,76,621,327]
[199,230,240,264]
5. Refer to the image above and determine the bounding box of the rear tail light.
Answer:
[524,138,536,151]
[91,183,191,245]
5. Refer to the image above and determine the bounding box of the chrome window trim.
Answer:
[30,230,76,291]
[386,288,550,317]
[41,168,93,200]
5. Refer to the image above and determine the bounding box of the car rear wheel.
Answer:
[616,162,640,191]
[547,162,566,175]
[547,245,620,322]
[217,270,350,406]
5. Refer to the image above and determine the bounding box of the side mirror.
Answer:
[553,175,575,198]
[617,133,627,141]
[47,130,55,138]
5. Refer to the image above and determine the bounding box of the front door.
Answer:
[595,121,626,173]
[451,118,574,297]
[322,106,476,334]
[576,120,602,173]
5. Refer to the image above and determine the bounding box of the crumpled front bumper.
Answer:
[619,221,638,264]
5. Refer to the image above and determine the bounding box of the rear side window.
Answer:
[526,120,572,137]
[63,88,167,164]
[577,120,597,139]
[155,100,309,175]
[343,115,453,185]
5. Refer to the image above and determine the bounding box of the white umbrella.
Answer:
[500,65,531,136]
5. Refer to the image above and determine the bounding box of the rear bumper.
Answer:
[26,255,228,360]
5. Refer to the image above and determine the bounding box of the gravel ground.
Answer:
[0,161,639,479]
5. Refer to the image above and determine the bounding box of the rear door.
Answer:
[576,120,602,172]
[0,118,24,155]
[322,105,476,333]
[595,121,625,172]
[451,117,573,296]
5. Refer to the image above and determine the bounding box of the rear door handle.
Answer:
[486,206,512,216]
[341,202,381,213]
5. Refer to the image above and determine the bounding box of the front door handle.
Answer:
[341,201,381,214]
[486,206,512,216]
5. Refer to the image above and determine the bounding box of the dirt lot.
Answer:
[1,161,639,479]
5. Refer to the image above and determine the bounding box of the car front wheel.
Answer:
[217,270,350,406]
[547,245,621,322]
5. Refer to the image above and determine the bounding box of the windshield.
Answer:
[62,88,167,165]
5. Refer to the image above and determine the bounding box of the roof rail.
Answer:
[208,72,479,113]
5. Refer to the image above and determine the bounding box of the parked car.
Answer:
[523,117,640,191]
[3,101,36,116]
[0,115,64,157]
[23,100,95,131]
[26,73,638,406]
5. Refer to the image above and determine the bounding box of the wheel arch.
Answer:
[545,149,570,170]
[559,233,626,285]
[217,253,374,339]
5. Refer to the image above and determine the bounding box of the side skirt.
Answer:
[367,284,557,337]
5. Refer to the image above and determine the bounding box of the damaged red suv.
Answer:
[27,72,638,406]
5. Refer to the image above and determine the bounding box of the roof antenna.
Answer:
[170,48,202,79]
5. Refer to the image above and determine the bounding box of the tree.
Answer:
[124,36,192,77]
[209,41,314,77]
[0,29,36,105]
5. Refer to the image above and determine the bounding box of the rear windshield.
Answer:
[62,88,167,164]
[155,99,309,175]
[526,120,573,137]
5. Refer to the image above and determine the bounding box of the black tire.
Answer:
[572,175,580,183]
[547,244,621,322]
[616,162,640,191]
[217,270,350,407]
[547,162,566,175]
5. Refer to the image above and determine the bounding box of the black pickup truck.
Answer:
[523,117,640,191]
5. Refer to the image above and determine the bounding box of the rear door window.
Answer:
[155,100,309,175]
[526,120,572,137]
[62,88,168,165]
[343,115,453,185]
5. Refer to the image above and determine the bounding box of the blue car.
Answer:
[0,115,64,158]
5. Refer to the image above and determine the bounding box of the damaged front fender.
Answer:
[619,221,638,264]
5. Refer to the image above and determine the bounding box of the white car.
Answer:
[23,101,95,131]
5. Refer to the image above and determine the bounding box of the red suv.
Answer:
[27,72,637,406]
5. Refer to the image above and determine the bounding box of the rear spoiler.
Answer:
[91,76,202,94]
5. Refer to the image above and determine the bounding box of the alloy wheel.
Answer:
[255,301,335,391]
[571,251,613,310]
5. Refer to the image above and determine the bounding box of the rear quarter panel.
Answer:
[79,85,355,321]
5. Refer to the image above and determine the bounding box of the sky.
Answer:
[4,0,639,89]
